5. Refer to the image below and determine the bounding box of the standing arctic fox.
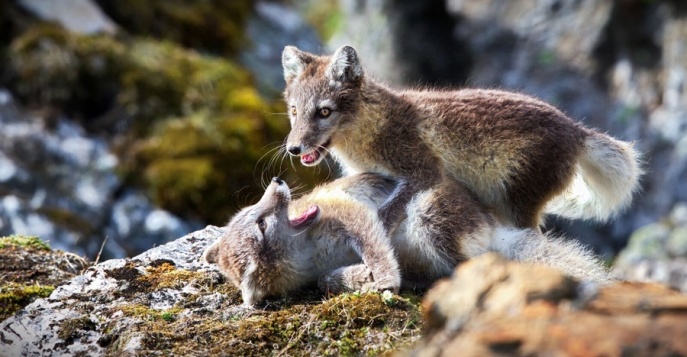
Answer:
[204,174,608,305]
[281,45,642,229]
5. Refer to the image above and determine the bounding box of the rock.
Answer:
[4,231,687,356]
[447,0,612,74]
[0,235,89,321]
[0,226,423,356]
[16,0,117,35]
[0,89,199,259]
[330,0,470,87]
[613,258,687,294]
[614,202,687,292]
[409,253,687,357]
[240,1,322,95]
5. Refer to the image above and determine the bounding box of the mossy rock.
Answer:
[6,25,253,125]
[94,260,422,355]
[0,282,55,321]
[109,286,422,356]
[94,0,254,55]
[6,24,128,118]
[0,235,50,251]
[5,24,329,225]
[0,235,89,321]
[133,107,326,223]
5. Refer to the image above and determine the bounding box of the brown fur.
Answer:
[281,45,638,229]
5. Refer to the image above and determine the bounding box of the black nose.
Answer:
[272,177,284,185]
[287,146,301,155]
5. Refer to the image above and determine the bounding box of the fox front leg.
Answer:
[319,264,400,295]
[318,264,374,295]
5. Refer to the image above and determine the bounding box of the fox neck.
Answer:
[330,80,397,176]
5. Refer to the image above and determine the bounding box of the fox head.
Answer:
[202,177,320,305]
[281,45,364,167]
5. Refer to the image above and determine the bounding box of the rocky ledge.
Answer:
[1,229,686,357]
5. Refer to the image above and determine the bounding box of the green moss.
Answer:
[139,262,207,290]
[0,282,55,321]
[37,207,98,236]
[6,24,329,225]
[119,304,183,322]
[58,316,97,343]
[94,0,255,55]
[0,235,50,251]
[298,1,343,41]
[113,289,422,356]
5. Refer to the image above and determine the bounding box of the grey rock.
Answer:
[17,0,117,34]
[241,1,322,95]
[615,222,671,266]
[615,202,687,292]
[331,0,469,88]
[612,258,687,293]
[0,89,200,258]
[0,226,223,357]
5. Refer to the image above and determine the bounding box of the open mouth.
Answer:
[300,139,331,166]
[290,205,320,229]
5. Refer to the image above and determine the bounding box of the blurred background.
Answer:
[0,0,685,289]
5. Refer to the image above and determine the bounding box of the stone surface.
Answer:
[3,230,687,357]
[409,253,687,357]
[614,203,687,292]
[0,226,222,357]
[0,227,422,357]
[17,0,117,34]
[241,1,322,95]
[0,89,199,259]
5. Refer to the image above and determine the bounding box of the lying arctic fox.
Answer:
[203,174,608,305]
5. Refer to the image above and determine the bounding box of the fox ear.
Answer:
[329,45,363,83]
[282,46,310,83]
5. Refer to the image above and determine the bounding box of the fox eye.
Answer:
[257,218,267,233]
[318,107,331,118]
[290,106,297,116]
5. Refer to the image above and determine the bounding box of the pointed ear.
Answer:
[203,240,221,264]
[282,46,309,83]
[328,45,363,83]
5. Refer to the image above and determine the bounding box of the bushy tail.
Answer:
[490,227,610,284]
[545,133,642,222]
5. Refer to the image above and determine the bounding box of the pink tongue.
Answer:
[290,205,319,228]
[301,151,319,164]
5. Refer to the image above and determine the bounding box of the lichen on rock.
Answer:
[0,227,423,356]
[0,235,89,321]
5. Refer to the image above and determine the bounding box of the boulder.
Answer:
[409,253,687,357]
[0,89,198,259]
[0,227,423,356]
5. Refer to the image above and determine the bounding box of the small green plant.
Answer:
[161,311,176,322]
[0,235,50,251]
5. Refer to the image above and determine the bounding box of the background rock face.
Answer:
[0,0,326,258]
[0,90,197,259]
